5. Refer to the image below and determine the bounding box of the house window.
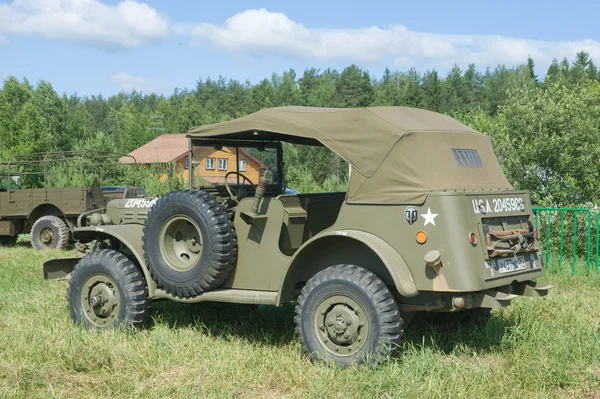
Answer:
[185,156,190,169]
[218,158,228,171]
[238,159,246,172]
[206,158,215,170]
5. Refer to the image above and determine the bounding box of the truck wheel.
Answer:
[68,249,148,330]
[31,215,70,250]
[294,264,403,366]
[142,189,236,298]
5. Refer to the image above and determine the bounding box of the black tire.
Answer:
[294,264,403,366]
[142,189,236,298]
[0,235,18,246]
[31,215,70,250]
[68,249,148,330]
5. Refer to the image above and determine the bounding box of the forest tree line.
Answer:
[1,52,599,206]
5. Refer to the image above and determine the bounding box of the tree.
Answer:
[463,81,600,207]
[335,65,373,107]
[544,58,562,85]
[421,70,442,112]
[298,68,320,106]
[273,69,300,106]
[571,51,591,84]
[526,56,538,83]
[463,63,484,110]
[402,68,421,107]
[587,60,598,81]
[372,67,401,106]
[441,64,465,113]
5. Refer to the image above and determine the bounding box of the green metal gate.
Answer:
[533,207,596,274]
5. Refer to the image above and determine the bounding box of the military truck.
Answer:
[44,107,552,366]
[0,152,144,250]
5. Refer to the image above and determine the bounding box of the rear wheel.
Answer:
[295,264,403,366]
[31,215,70,250]
[68,249,148,330]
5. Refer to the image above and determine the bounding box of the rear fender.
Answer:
[278,229,418,304]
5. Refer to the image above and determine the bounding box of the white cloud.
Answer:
[0,0,169,51]
[185,9,600,71]
[108,72,171,93]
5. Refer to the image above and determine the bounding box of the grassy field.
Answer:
[1,244,599,398]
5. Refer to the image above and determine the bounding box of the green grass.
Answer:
[1,245,599,398]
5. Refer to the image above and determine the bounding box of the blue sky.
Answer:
[0,0,598,97]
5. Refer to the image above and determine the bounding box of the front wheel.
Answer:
[294,264,403,366]
[68,249,149,330]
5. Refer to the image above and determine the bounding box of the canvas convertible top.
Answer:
[187,106,512,204]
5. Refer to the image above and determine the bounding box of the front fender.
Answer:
[72,224,155,294]
[280,229,418,303]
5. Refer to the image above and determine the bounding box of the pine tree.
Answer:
[571,51,591,84]
[335,65,373,107]
[587,60,599,81]
[402,68,422,107]
[526,56,538,83]
[421,70,442,112]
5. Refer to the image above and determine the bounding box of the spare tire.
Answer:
[142,189,236,298]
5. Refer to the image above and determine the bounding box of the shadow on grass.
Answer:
[147,300,515,354]
[401,312,515,355]
[149,301,297,346]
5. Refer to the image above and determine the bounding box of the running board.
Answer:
[153,288,278,305]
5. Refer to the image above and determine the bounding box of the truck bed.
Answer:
[0,187,105,218]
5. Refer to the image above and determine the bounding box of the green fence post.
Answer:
[596,213,600,270]
[559,210,565,268]
[546,210,551,266]
[572,212,578,275]
[587,210,591,271]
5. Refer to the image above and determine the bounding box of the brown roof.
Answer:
[120,134,188,164]
[120,133,266,168]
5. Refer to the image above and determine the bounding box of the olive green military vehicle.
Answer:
[44,107,552,366]
[0,152,144,250]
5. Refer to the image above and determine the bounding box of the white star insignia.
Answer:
[421,208,438,226]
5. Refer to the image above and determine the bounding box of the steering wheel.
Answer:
[224,171,256,203]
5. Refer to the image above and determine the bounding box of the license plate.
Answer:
[498,256,527,273]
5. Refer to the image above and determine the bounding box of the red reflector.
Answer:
[534,229,540,240]
[469,233,477,245]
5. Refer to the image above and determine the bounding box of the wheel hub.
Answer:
[159,216,203,272]
[314,295,369,356]
[81,275,120,327]
[40,227,55,246]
